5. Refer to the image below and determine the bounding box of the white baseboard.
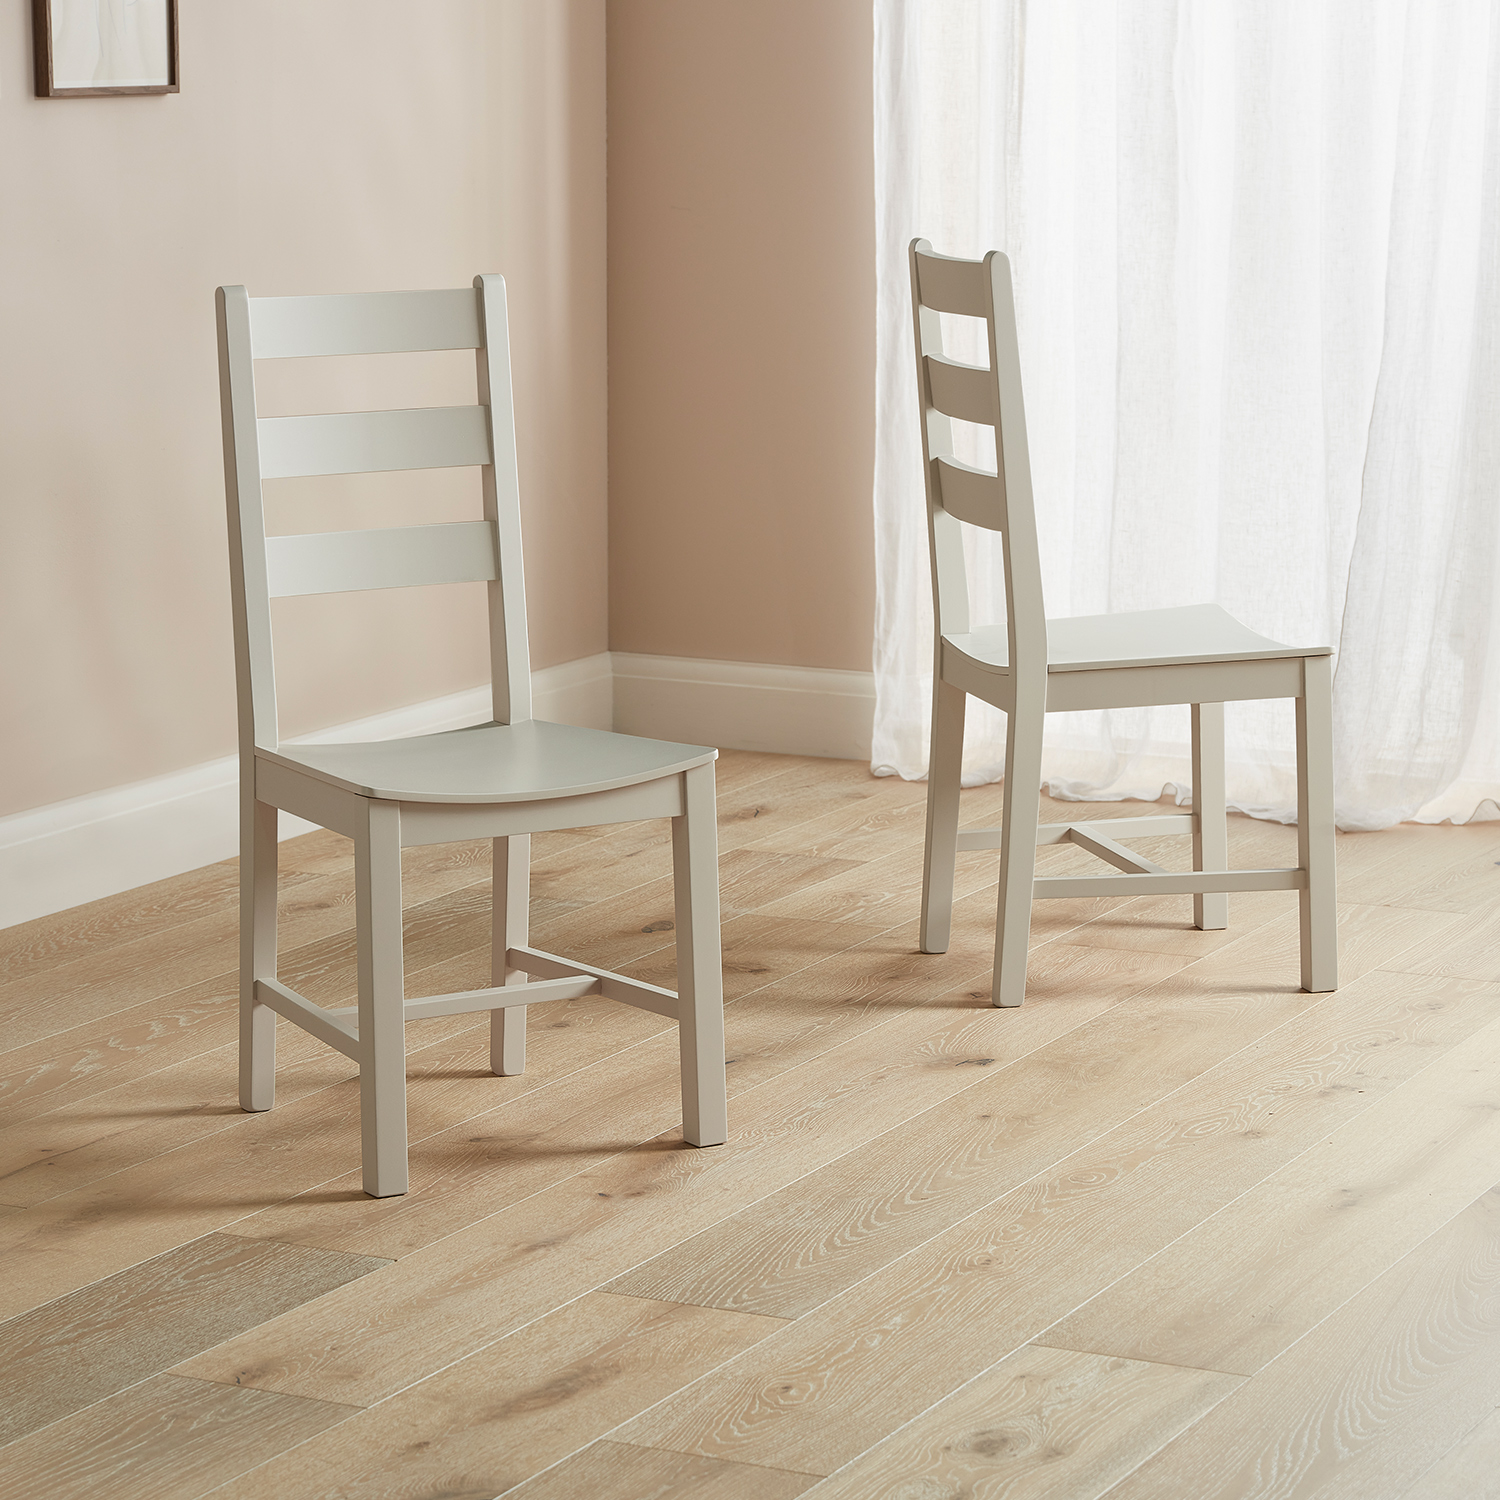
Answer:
[613,653,875,761]
[0,649,869,929]
[0,654,613,930]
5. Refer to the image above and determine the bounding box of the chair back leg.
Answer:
[491,834,530,1076]
[921,679,967,954]
[239,795,279,1112]
[357,800,409,1197]
[993,688,1045,1007]
[672,762,727,1147]
[1191,702,1230,931]
[1297,655,1339,992]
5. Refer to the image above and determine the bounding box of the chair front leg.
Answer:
[491,834,530,1076]
[1191,702,1229,931]
[1296,656,1339,992]
[239,793,278,1112]
[921,677,967,954]
[672,762,727,1147]
[356,800,408,1197]
[993,685,1045,1008]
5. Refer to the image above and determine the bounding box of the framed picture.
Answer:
[32,0,178,98]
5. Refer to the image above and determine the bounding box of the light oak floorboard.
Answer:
[1400,1404,1500,1500]
[529,851,864,968]
[172,969,1097,1401]
[619,911,902,1003]
[0,883,578,1142]
[721,762,929,858]
[262,942,1184,1272]
[0,859,250,991]
[173,912,1423,1415]
[1336,824,1500,912]
[506,1439,815,1500]
[0,912,604,1207]
[0,972,248,1132]
[519,756,916,911]
[1099,1185,1500,1500]
[0,1231,382,1447]
[752,841,996,929]
[3,755,1495,1499]
[0,893,930,1314]
[745,787,932,863]
[206,1293,785,1500]
[709,747,825,797]
[0,876,344,1056]
[615,966,1498,1475]
[0,839,508,1055]
[742,780,1087,865]
[213,918,930,1261]
[0,1373,356,1500]
[1395,842,1500,914]
[0,1013,474,1209]
[1046,996,1500,1375]
[607,943,1291,1318]
[801,1345,1241,1500]
[0,889,990,1317]
[0,991,664,1316]
[1383,901,1500,982]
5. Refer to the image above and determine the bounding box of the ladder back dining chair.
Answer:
[217,274,727,1197]
[909,241,1338,1008]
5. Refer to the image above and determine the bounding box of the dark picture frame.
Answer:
[32,0,179,98]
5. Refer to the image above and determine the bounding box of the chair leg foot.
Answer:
[239,995,276,1112]
[491,1007,526,1076]
[920,680,966,955]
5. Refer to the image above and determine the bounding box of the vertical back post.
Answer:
[909,240,972,645]
[217,285,278,754]
[983,251,1047,684]
[474,274,533,725]
[218,284,281,1115]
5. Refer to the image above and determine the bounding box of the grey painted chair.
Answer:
[217,275,727,1197]
[909,241,1338,1007]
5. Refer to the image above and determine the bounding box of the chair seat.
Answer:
[261,718,716,804]
[945,603,1333,677]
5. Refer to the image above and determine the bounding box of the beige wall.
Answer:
[606,0,876,671]
[0,1,607,819]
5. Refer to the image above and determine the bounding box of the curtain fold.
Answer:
[873,0,1500,829]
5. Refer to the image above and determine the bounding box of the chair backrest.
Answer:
[908,240,1046,681]
[216,276,530,758]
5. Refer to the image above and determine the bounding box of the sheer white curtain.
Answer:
[873,0,1500,830]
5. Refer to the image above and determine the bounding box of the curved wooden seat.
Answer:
[264,719,714,804]
[945,603,1333,678]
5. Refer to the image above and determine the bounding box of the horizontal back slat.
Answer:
[249,289,482,359]
[935,457,1005,531]
[915,249,989,316]
[266,521,499,598]
[926,354,995,426]
[258,405,492,479]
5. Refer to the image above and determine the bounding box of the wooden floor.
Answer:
[2,750,1499,1499]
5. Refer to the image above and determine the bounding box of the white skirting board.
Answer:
[613,653,875,761]
[0,651,873,929]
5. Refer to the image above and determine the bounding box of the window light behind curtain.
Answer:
[873,0,1500,830]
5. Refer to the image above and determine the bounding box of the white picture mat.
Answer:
[50,0,170,89]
